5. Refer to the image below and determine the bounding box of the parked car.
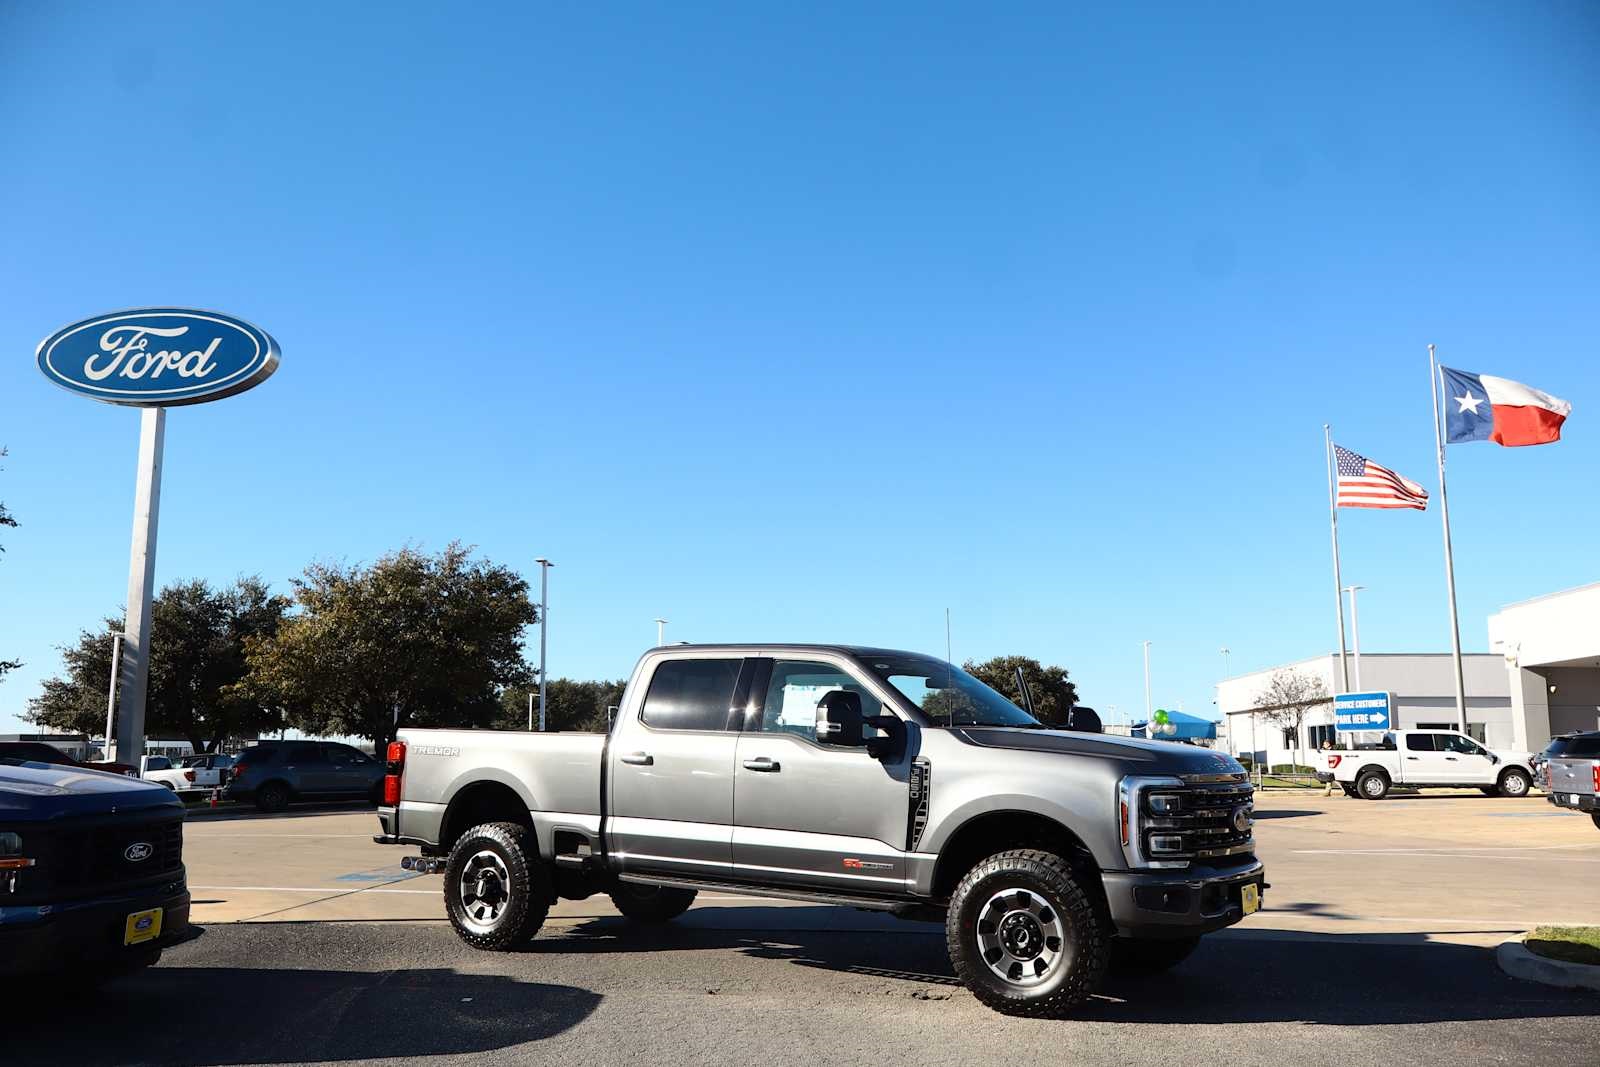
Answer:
[1541,731,1600,829]
[0,741,139,779]
[376,644,1265,1018]
[1326,729,1535,799]
[142,753,234,793]
[224,741,384,812]
[0,758,191,985]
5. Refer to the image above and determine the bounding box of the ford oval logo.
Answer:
[124,841,154,863]
[37,308,279,407]
[1231,806,1252,834]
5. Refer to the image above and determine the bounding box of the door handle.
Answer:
[1444,756,1458,761]
[620,752,653,766]
[742,757,780,772]
[1405,756,1418,761]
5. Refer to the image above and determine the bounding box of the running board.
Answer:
[616,872,910,912]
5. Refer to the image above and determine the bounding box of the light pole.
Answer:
[1342,585,1365,690]
[654,618,668,646]
[104,633,125,761]
[535,558,553,731]
[1142,640,1152,722]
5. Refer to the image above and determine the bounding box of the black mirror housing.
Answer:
[816,691,864,747]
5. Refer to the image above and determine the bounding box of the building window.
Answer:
[1283,727,1297,749]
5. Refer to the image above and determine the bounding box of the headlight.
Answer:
[1118,775,1187,869]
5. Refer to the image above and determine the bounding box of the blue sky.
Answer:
[2,3,1596,734]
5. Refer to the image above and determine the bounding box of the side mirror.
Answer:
[816,691,865,747]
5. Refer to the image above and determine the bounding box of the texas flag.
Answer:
[1441,367,1572,447]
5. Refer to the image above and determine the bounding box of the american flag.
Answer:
[1335,445,1428,510]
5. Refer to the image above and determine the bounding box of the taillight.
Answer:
[1327,755,1342,769]
[384,741,406,805]
[1592,764,1599,792]
[184,770,197,783]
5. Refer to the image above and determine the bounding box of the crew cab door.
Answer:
[731,657,912,893]
[1437,733,1497,784]
[606,655,750,879]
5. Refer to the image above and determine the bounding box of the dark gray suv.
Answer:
[224,741,384,812]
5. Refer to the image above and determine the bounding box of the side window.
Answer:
[1442,734,1484,756]
[759,660,884,739]
[285,744,327,764]
[328,744,372,763]
[1405,734,1437,752]
[640,658,742,731]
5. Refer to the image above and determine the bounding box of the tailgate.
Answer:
[1547,757,1600,797]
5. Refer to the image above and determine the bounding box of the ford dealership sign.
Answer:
[37,307,279,406]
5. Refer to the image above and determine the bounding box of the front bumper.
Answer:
[1102,860,1266,939]
[1547,791,1598,813]
[0,880,191,977]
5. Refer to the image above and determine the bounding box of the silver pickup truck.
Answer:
[1542,730,1600,828]
[375,644,1265,1016]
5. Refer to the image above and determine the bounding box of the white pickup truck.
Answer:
[141,753,233,794]
[1327,729,1534,800]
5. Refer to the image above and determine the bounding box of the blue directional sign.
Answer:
[37,308,279,406]
[1334,691,1393,732]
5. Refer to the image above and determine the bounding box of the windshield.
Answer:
[859,652,1042,729]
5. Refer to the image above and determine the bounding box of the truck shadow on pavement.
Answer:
[9,965,600,1065]
[533,909,1599,1025]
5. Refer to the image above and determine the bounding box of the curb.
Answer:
[1496,936,1600,993]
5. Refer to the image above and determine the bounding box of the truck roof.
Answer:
[646,643,928,659]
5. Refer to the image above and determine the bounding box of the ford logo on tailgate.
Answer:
[124,842,154,863]
[37,308,280,406]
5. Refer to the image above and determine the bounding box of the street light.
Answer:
[1142,640,1153,722]
[1341,585,1365,690]
[535,558,553,731]
[654,618,668,646]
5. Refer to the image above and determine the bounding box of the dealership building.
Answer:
[1218,581,1600,766]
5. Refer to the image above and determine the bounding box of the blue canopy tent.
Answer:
[1130,709,1218,742]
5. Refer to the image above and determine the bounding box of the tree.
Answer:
[961,655,1080,727]
[244,544,536,753]
[0,447,19,685]
[26,577,290,751]
[1252,668,1330,772]
[498,678,627,733]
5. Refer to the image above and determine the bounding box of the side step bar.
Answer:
[616,872,912,912]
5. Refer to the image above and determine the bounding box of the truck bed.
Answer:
[392,728,606,851]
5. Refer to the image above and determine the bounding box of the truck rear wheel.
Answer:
[1497,768,1531,798]
[608,883,697,923]
[1109,935,1201,976]
[444,822,549,950]
[1356,769,1390,800]
[945,849,1108,1018]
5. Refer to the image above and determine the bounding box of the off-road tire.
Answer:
[444,822,550,950]
[1108,935,1201,976]
[1497,768,1531,798]
[608,883,697,923]
[946,848,1108,1018]
[255,781,291,813]
[1356,769,1390,800]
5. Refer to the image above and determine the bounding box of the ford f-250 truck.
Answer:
[1325,729,1535,800]
[375,645,1265,1016]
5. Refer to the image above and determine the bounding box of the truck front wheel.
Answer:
[608,883,697,923]
[444,822,550,950]
[945,849,1108,1017]
[1356,770,1390,800]
[1497,769,1531,798]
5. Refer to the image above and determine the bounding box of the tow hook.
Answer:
[401,855,447,875]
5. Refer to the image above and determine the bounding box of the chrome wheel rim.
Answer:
[975,888,1068,987]
[1504,774,1527,796]
[458,850,512,932]
[1362,777,1384,797]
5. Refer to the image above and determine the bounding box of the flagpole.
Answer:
[1429,344,1469,732]
[1323,424,1351,693]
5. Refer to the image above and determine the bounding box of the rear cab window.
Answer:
[639,658,743,731]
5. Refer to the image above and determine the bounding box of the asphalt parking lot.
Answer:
[14,791,1600,1066]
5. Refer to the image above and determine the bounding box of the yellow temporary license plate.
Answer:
[1240,883,1261,916]
[124,907,163,946]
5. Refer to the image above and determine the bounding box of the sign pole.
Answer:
[1428,345,1469,732]
[103,633,124,761]
[117,406,166,770]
